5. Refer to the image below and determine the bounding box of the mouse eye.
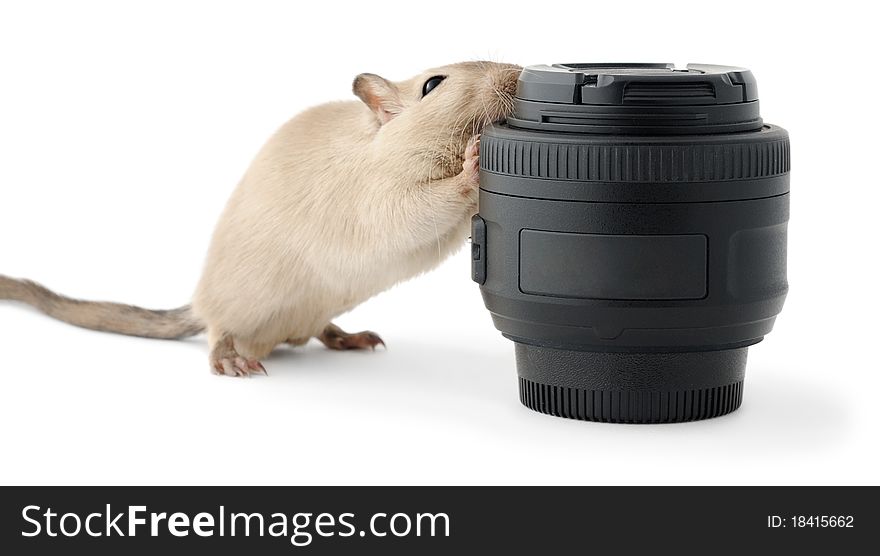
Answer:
[422,75,446,97]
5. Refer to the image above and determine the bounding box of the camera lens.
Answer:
[473,63,789,423]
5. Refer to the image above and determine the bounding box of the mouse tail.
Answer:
[0,274,204,340]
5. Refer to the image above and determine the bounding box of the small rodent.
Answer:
[0,61,521,376]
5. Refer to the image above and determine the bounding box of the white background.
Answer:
[0,0,877,486]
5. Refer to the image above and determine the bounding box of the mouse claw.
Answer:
[465,134,481,160]
[368,336,386,351]
[248,359,268,375]
[354,331,385,351]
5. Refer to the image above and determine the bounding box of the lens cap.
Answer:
[509,63,763,134]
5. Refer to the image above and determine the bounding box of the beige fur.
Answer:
[0,61,522,375]
[0,275,201,339]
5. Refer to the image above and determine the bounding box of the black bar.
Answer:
[1,487,874,554]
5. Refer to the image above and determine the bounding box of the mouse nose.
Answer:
[483,63,522,122]
[499,75,517,97]
[492,64,521,97]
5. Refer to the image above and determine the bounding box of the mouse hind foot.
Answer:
[209,333,267,377]
[318,323,385,351]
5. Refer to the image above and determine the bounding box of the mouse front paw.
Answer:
[458,135,481,194]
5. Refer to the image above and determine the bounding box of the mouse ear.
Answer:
[353,73,403,125]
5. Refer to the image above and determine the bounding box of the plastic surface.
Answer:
[510,63,762,134]
[516,345,746,423]
[475,63,789,423]
[519,231,708,300]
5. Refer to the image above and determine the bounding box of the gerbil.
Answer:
[0,61,521,376]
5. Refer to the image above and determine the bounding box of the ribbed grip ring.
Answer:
[481,133,789,183]
[519,377,744,423]
[514,344,749,424]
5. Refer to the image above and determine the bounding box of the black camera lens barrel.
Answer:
[473,63,789,423]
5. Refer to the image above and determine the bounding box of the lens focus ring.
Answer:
[480,130,790,183]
